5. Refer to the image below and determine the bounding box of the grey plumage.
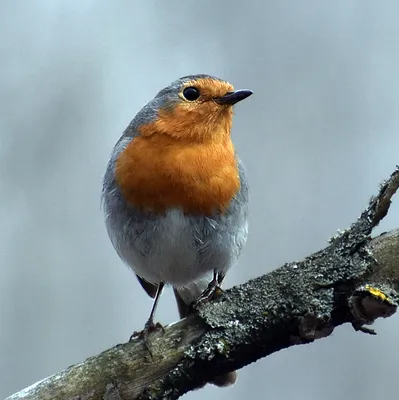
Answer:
[101,75,250,387]
[102,134,248,304]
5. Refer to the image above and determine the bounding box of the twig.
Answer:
[6,167,399,400]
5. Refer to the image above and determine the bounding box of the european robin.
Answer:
[102,74,252,386]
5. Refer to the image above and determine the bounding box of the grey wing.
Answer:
[173,288,190,318]
[218,156,249,252]
[102,127,157,289]
[136,275,159,298]
[221,156,249,263]
[234,158,249,217]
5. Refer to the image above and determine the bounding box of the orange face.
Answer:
[115,76,251,216]
[139,77,235,143]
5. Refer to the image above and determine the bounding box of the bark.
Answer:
[7,167,399,400]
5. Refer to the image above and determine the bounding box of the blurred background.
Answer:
[1,1,399,399]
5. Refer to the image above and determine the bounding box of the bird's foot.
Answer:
[193,277,224,310]
[129,320,164,342]
[129,319,165,357]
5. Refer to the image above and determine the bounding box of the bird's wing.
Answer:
[173,288,190,318]
[136,275,158,298]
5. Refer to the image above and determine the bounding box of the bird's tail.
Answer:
[174,276,237,388]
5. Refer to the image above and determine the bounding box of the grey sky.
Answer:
[1,1,399,399]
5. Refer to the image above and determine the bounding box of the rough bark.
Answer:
[7,167,399,400]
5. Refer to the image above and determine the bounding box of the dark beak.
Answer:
[215,89,253,105]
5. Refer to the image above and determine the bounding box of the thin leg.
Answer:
[217,271,226,286]
[194,270,225,308]
[145,282,165,329]
[130,282,165,344]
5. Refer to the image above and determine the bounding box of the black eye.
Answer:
[183,87,200,101]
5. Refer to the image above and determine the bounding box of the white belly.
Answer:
[112,208,244,287]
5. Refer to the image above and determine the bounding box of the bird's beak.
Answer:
[215,89,253,105]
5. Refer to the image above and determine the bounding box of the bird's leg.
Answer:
[194,270,226,309]
[217,271,226,286]
[129,282,165,350]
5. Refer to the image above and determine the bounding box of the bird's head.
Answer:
[114,75,252,214]
[132,74,253,143]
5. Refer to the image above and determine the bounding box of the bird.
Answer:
[102,74,252,387]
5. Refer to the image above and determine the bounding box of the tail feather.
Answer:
[174,278,237,388]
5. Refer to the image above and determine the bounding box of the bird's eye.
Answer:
[183,87,200,101]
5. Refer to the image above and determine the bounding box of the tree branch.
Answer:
[7,167,399,400]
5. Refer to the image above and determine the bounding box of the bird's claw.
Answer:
[129,321,164,341]
[129,320,165,357]
[193,280,224,311]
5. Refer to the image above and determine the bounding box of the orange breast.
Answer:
[115,135,240,216]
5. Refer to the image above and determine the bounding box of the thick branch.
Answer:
[7,168,399,400]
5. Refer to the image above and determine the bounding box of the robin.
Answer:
[102,74,252,386]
